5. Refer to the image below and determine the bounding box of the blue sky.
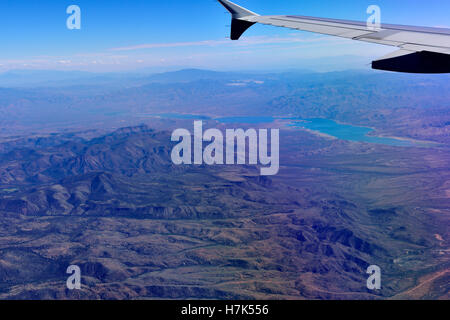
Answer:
[0,0,448,72]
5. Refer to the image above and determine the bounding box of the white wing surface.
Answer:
[218,0,450,73]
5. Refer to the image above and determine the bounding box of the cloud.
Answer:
[109,35,335,52]
[0,34,381,72]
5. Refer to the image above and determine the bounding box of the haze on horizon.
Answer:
[0,0,448,73]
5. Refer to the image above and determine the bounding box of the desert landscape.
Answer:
[0,70,448,299]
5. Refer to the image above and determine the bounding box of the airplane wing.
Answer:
[218,0,450,73]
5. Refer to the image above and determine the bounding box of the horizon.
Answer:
[3,66,448,89]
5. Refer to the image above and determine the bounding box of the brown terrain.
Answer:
[0,124,447,299]
[0,70,448,299]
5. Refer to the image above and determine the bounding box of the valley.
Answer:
[0,69,448,299]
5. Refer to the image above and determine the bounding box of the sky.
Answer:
[0,0,448,72]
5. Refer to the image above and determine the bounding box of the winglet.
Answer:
[218,0,259,40]
[218,0,259,19]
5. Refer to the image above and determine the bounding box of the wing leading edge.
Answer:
[218,0,450,73]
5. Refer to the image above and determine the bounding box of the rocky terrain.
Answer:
[0,125,448,299]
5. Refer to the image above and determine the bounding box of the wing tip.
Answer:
[218,0,258,40]
[218,0,259,18]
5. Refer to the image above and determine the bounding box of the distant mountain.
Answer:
[0,68,270,89]
[1,70,449,144]
[0,69,157,88]
[0,70,96,87]
[143,69,256,83]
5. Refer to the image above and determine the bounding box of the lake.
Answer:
[144,114,434,147]
[289,118,429,147]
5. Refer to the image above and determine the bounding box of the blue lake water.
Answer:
[146,114,434,147]
[289,118,425,147]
